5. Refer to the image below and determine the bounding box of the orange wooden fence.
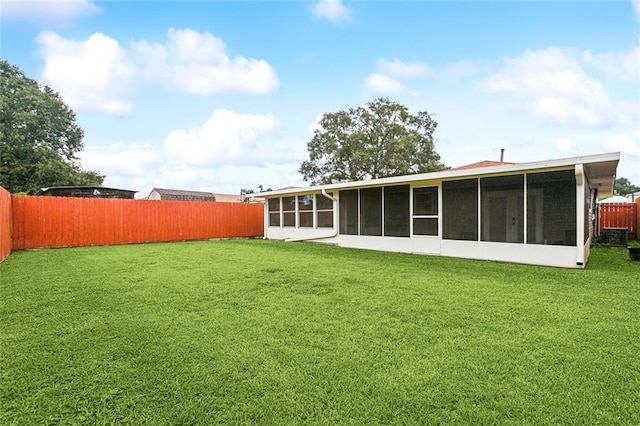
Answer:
[0,187,11,262]
[11,195,264,250]
[599,202,637,239]
[637,198,640,239]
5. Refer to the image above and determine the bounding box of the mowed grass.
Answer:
[1,240,638,425]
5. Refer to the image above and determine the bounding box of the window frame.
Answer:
[412,186,439,236]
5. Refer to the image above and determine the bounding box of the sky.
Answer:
[1,0,639,197]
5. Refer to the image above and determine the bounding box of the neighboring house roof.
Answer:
[212,193,243,203]
[449,160,517,171]
[598,195,632,203]
[257,152,620,198]
[37,186,137,199]
[149,188,216,202]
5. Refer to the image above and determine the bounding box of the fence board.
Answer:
[637,198,640,240]
[599,203,637,239]
[0,187,11,262]
[11,195,264,250]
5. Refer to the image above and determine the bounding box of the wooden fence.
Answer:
[599,202,637,239]
[9,195,264,251]
[0,187,11,262]
[637,198,640,239]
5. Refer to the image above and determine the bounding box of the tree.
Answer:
[0,60,104,194]
[299,98,446,185]
[614,177,640,196]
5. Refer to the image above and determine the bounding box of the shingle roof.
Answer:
[448,160,517,171]
[151,188,216,202]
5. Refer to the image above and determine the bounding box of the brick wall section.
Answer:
[11,195,264,250]
[0,187,11,262]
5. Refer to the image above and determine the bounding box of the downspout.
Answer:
[575,165,585,266]
[285,189,339,242]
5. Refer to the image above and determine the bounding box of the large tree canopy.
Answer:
[615,177,640,196]
[299,98,446,185]
[0,60,104,194]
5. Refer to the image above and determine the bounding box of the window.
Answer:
[413,187,438,236]
[316,193,334,228]
[268,198,280,227]
[339,190,358,235]
[298,195,314,228]
[527,171,576,246]
[384,185,410,237]
[443,179,478,241]
[282,196,295,227]
[360,187,382,236]
[481,175,524,243]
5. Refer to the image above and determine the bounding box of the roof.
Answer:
[253,152,620,198]
[150,188,216,201]
[598,195,632,204]
[449,160,517,171]
[37,186,138,199]
[212,193,243,203]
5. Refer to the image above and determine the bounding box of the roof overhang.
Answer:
[254,152,620,198]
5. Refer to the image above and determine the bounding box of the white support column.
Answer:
[575,164,585,265]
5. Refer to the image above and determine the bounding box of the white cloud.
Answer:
[80,144,162,177]
[376,58,432,79]
[484,47,614,127]
[1,0,101,24]
[605,132,640,155]
[164,109,280,167]
[313,0,352,24]
[555,137,574,153]
[308,114,324,134]
[364,73,409,95]
[35,28,279,116]
[633,0,640,21]
[583,47,640,80]
[37,31,134,116]
[131,28,279,95]
[364,58,431,95]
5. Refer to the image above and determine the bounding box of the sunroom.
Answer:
[256,152,619,268]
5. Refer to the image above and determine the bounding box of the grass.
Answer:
[1,240,639,425]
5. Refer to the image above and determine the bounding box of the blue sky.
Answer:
[2,0,639,197]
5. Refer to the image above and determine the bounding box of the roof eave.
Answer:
[254,152,620,198]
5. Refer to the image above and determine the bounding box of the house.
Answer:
[147,188,216,202]
[37,186,137,199]
[253,152,619,268]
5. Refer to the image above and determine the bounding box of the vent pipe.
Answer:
[500,148,505,162]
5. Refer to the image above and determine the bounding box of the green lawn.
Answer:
[1,240,638,425]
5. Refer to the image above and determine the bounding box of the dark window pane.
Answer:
[282,196,295,212]
[414,187,438,215]
[317,211,333,228]
[283,212,295,227]
[268,198,280,212]
[384,185,409,237]
[316,193,333,210]
[298,195,313,211]
[339,190,358,235]
[443,179,478,241]
[299,211,313,228]
[269,212,280,227]
[360,187,382,236]
[481,175,524,243]
[413,218,438,236]
[527,170,576,246]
